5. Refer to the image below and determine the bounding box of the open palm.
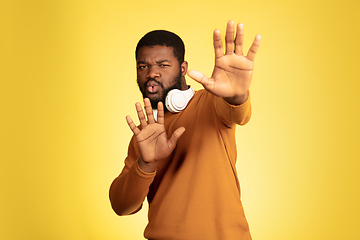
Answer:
[126,99,185,165]
[188,21,261,105]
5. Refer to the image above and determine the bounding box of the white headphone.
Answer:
[151,86,194,121]
[165,86,195,113]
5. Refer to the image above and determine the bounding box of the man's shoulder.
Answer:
[194,88,207,95]
[193,88,213,100]
[185,88,216,114]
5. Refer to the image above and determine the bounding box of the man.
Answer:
[109,21,261,240]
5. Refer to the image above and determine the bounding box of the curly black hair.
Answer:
[135,30,185,64]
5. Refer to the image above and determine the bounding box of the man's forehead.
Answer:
[138,45,174,55]
[137,45,176,61]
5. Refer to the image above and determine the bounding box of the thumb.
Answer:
[167,127,186,150]
[187,70,212,88]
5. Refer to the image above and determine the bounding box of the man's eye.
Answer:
[138,65,147,69]
[160,64,170,67]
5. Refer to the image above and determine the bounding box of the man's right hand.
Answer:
[126,98,186,173]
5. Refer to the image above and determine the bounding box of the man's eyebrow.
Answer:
[156,59,171,64]
[137,61,146,65]
[137,59,172,65]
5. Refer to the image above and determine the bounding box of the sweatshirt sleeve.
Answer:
[213,92,252,127]
[109,136,156,216]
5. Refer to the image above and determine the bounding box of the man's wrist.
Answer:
[138,156,159,173]
[223,91,249,106]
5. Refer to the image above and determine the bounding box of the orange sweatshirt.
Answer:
[110,89,252,240]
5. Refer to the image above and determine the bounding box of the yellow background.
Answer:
[1,0,359,239]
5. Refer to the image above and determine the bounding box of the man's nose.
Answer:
[147,66,160,79]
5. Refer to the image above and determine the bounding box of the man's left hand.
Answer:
[187,20,261,105]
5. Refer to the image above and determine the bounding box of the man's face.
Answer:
[136,45,186,109]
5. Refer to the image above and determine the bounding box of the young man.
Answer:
[109,21,261,240]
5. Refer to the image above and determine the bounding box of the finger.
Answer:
[246,35,261,61]
[157,101,165,125]
[213,29,223,59]
[126,115,140,136]
[187,70,213,91]
[235,23,244,55]
[225,20,235,55]
[167,127,186,151]
[144,98,155,124]
[135,102,147,127]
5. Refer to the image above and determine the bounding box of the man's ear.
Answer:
[181,61,188,76]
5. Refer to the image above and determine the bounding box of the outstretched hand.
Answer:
[126,98,186,173]
[187,20,261,105]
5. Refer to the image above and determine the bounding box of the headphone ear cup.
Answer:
[165,87,195,113]
[165,90,185,113]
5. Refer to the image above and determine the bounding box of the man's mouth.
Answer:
[146,80,160,94]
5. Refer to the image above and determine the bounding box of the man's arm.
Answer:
[109,136,156,216]
[109,99,185,215]
[187,21,261,106]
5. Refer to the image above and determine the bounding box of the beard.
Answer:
[137,71,183,109]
